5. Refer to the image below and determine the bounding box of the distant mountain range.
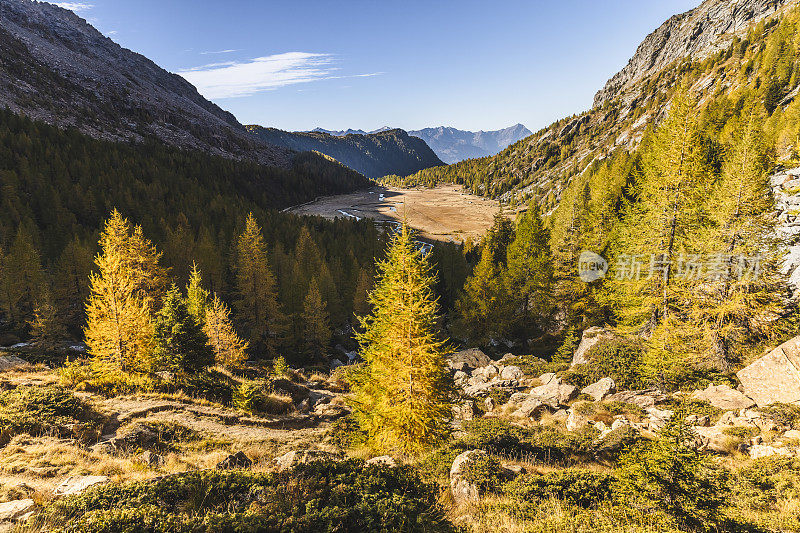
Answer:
[309,124,532,164]
[248,127,444,179]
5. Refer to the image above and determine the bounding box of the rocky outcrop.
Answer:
[571,327,614,366]
[772,167,800,294]
[54,475,109,496]
[273,450,342,471]
[450,450,486,503]
[448,348,492,370]
[216,451,253,470]
[691,384,755,410]
[594,0,795,107]
[0,499,34,526]
[407,124,532,164]
[737,335,800,406]
[581,378,616,402]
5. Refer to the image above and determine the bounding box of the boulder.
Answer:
[750,443,795,459]
[0,499,34,523]
[473,365,499,381]
[452,400,478,422]
[140,451,164,467]
[693,426,730,453]
[530,381,577,408]
[646,407,674,431]
[566,401,593,431]
[450,450,486,503]
[691,384,755,411]
[54,475,109,496]
[538,372,559,385]
[483,396,495,412]
[274,450,341,471]
[366,455,397,467]
[0,355,30,372]
[271,378,310,403]
[117,423,159,448]
[737,336,800,406]
[448,348,491,369]
[512,397,548,419]
[500,366,524,381]
[571,327,614,366]
[606,389,667,409]
[216,451,252,470]
[581,378,616,401]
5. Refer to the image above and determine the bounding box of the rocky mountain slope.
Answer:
[0,0,292,166]
[247,126,444,178]
[408,124,532,164]
[594,0,795,107]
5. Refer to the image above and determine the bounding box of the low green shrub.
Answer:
[147,421,201,444]
[232,381,291,414]
[416,443,469,490]
[37,460,454,533]
[593,426,643,463]
[504,469,615,508]
[461,454,505,494]
[170,370,234,404]
[722,426,759,439]
[464,419,593,465]
[733,457,800,511]
[662,398,722,424]
[0,384,104,444]
[327,414,367,449]
[561,337,644,390]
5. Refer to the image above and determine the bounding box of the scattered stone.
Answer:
[0,355,30,371]
[500,366,524,381]
[54,475,109,496]
[274,450,341,471]
[784,429,800,441]
[448,348,491,369]
[693,426,730,453]
[483,396,495,412]
[566,401,592,431]
[473,365,499,381]
[581,378,616,401]
[606,389,667,409]
[571,327,614,366]
[140,451,164,467]
[737,335,800,407]
[646,407,674,431]
[530,381,577,408]
[216,451,252,470]
[0,499,34,522]
[450,450,487,503]
[507,392,529,406]
[512,397,548,419]
[117,423,158,448]
[691,384,755,411]
[750,443,795,459]
[452,400,478,422]
[538,372,559,385]
[366,455,397,467]
[271,378,310,403]
[685,414,710,427]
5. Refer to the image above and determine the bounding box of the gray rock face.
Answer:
[407,124,532,164]
[594,0,795,107]
[581,378,616,402]
[0,0,293,166]
[737,336,800,406]
[54,475,109,496]
[512,397,548,419]
[572,327,614,366]
[450,450,487,503]
[691,384,755,410]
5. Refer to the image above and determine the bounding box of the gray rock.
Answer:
[54,475,109,496]
[538,372,559,385]
[452,400,478,422]
[500,366,524,380]
[450,450,487,503]
[0,499,34,523]
[566,401,593,431]
[216,451,252,470]
[512,397,548,419]
[581,378,616,401]
[507,392,530,406]
[691,384,755,410]
[366,455,397,467]
[274,450,341,471]
[571,327,614,366]
[530,381,577,408]
[737,336,800,406]
[693,425,731,453]
[606,389,667,409]
[750,443,795,459]
[646,407,674,431]
[448,348,491,369]
[140,451,164,467]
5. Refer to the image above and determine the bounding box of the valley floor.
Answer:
[288,184,506,243]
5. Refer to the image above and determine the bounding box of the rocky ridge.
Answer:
[593,0,796,107]
[0,0,292,166]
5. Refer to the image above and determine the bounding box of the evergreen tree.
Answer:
[352,266,374,320]
[186,263,210,326]
[153,285,214,374]
[84,211,157,373]
[53,237,94,336]
[505,201,554,347]
[301,277,331,361]
[234,213,284,356]
[29,290,66,350]
[0,226,45,331]
[204,295,249,369]
[351,222,451,456]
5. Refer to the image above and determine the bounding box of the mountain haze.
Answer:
[408,124,532,164]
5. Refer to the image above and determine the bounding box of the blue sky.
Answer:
[58,0,699,132]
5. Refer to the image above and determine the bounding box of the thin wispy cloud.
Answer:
[177,52,382,99]
[105,30,118,36]
[200,49,241,55]
[53,2,94,12]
